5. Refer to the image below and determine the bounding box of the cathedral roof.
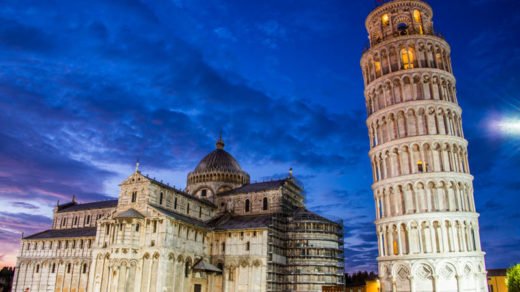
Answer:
[23,227,97,239]
[192,259,222,273]
[193,137,244,174]
[151,205,207,228]
[208,213,272,230]
[291,208,338,225]
[114,208,144,219]
[57,199,118,213]
[218,179,289,196]
[142,174,216,207]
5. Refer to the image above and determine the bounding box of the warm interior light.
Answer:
[382,14,389,26]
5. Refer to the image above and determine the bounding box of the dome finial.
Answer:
[216,131,225,149]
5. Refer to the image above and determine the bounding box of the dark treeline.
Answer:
[345,271,378,287]
[0,267,15,292]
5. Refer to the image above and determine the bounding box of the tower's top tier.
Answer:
[365,0,434,47]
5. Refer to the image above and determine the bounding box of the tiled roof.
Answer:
[194,149,244,173]
[208,213,272,230]
[24,227,97,239]
[291,208,337,224]
[114,208,144,219]
[218,179,288,196]
[150,205,207,228]
[57,200,118,213]
[192,259,222,273]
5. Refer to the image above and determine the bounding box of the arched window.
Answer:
[159,192,163,205]
[67,263,72,273]
[135,224,140,232]
[401,47,415,69]
[35,264,40,273]
[185,261,190,278]
[263,198,269,210]
[413,10,423,34]
[82,263,88,274]
[417,160,425,172]
[245,199,250,212]
[397,22,409,35]
[382,14,390,27]
[51,263,56,273]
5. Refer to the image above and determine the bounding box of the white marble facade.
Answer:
[13,139,344,292]
[361,1,488,291]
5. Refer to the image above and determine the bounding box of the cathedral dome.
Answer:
[186,136,250,196]
[194,148,243,173]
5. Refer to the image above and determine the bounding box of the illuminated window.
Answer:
[414,10,423,34]
[417,160,424,172]
[436,53,443,68]
[393,240,399,255]
[382,14,390,26]
[401,47,415,69]
[374,61,382,76]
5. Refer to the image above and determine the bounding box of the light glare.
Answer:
[498,119,520,135]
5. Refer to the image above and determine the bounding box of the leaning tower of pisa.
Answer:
[360,1,488,291]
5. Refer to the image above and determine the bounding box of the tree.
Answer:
[508,264,520,292]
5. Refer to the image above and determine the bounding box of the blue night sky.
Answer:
[0,0,519,272]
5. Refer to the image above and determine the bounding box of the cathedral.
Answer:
[12,138,345,292]
[361,0,488,291]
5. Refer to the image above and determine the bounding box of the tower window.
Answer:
[67,263,72,273]
[382,14,390,26]
[417,160,425,173]
[187,203,190,215]
[222,242,226,252]
[35,264,40,273]
[245,199,250,212]
[401,47,415,69]
[263,198,269,210]
[174,197,178,209]
[51,263,56,273]
[131,192,137,203]
[185,261,190,278]
[414,10,424,34]
[199,206,202,218]
[136,224,140,232]
[246,242,250,251]
[83,263,88,274]
[153,221,157,233]
[85,215,91,225]
[201,189,207,197]
[159,192,163,205]
[398,22,408,32]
